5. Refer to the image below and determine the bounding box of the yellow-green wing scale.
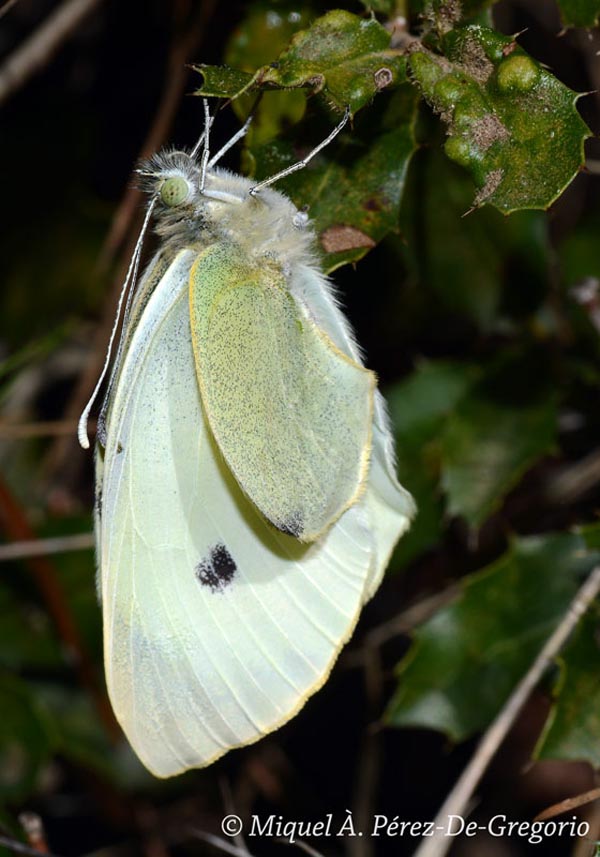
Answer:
[189,243,375,543]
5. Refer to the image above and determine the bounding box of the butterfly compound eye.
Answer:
[160,176,191,207]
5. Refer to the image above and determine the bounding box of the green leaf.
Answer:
[440,355,557,528]
[579,521,600,551]
[192,64,254,98]
[258,10,407,113]
[411,0,496,31]
[195,11,407,115]
[0,584,63,671]
[536,608,600,765]
[387,360,480,567]
[400,146,549,329]
[0,674,54,801]
[224,4,312,144]
[557,0,600,27]
[408,26,590,212]
[250,85,418,271]
[387,532,599,741]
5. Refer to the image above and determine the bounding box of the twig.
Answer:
[97,0,217,270]
[572,779,600,857]
[535,788,600,822]
[349,647,384,857]
[0,0,102,106]
[544,448,600,506]
[43,0,217,487]
[0,419,90,439]
[219,778,249,856]
[412,565,600,857]
[276,839,327,857]
[343,584,461,671]
[0,835,62,857]
[0,0,21,21]
[18,814,48,855]
[0,532,94,562]
[193,830,255,857]
[0,476,118,739]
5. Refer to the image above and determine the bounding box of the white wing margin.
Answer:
[98,249,376,777]
[291,264,416,600]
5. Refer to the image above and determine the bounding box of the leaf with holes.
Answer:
[195,10,407,115]
[407,25,591,213]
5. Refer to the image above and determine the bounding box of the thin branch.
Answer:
[349,648,384,857]
[0,477,118,739]
[43,0,217,487]
[193,830,255,857]
[18,813,48,856]
[343,583,461,671]
[276,839,327,857]
[412,565,600,857]
[0,833,62,857]
[0,419,89,439]
[97,0,217,271]
[0,0,21,22]
[544,448,600,506]
[0,0,102,106]
[0,532,94,562]
[535,788,600,822]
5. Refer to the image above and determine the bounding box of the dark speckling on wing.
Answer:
[276,511,304,538]
[195,543,237,593]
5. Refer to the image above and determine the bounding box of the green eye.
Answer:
[160,176,191,207]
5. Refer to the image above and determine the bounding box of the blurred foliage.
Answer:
[387,531,600,739]
[1,0,600,853]
[557,0,600,27]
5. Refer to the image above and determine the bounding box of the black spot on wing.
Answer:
[195,543,237,593]
[276,511,304,538]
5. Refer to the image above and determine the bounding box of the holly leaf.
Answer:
[195,11,407,115]
[387,360,480,568]
[407,26,591,212]
[249,85,418,271]
[387,532,600,741]
[536,607,600,766]
[557,0,600,28]
[439,354,557,528]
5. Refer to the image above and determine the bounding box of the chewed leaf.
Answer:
[408,25,591,213]
[194,10,407,116]
[258,10,406,114]
[193,64,254,98]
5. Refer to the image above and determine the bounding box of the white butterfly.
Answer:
[80,107,415,777]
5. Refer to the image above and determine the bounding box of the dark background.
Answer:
[1,1,600,856]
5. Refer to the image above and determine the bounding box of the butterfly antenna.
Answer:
[208,113,254,169]
[189,130,206,160]
[199,99,212,192]
[77,196,157,450]
[249,106,351,195]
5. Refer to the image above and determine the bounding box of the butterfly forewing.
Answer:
[99,248,376,777]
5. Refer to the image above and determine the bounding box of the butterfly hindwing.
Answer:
[189,242,375,543]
